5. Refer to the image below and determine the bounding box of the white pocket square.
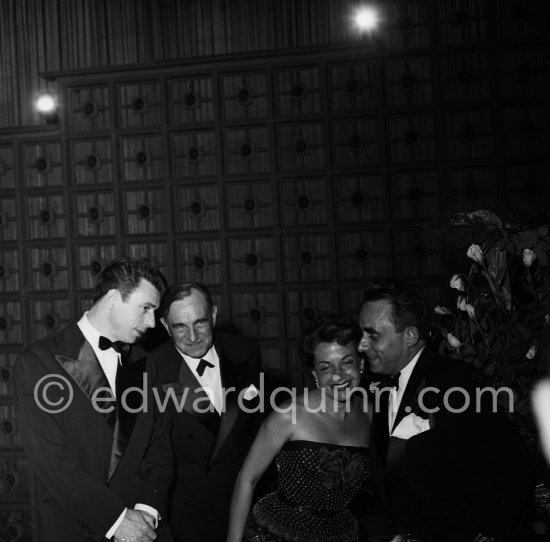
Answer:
[391,412,431,440]
[242,384,260,401]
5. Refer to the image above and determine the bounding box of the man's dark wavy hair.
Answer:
[93,256,167,303]
[362,278,429,339]
[299,313,362,369]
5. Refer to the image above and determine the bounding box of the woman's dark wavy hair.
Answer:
[93,256,167,303]
[299,313,362,368]
[362,278,429,339]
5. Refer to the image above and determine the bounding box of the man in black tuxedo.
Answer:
[358,279,535,542]
[13,257,173,542]
[151,282,262,542]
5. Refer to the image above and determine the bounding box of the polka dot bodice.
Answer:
[244,440,371,542]
[276,440,370,511]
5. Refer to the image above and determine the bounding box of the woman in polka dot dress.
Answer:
[227,314,372,542]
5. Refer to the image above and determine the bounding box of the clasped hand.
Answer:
[114,509,157,542]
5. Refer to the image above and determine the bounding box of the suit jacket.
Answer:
[13,322,173,542]
[370,347,535,541]
[151,330,262,542]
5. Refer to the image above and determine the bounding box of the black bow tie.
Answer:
[196,358,215,377]
[378,372,401,391]
[98,336,132,362]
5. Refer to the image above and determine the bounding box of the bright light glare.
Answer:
[36,94,56,113]
[355,7,379,31]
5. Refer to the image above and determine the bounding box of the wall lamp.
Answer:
[35,93,59,124]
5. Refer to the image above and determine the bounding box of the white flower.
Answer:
[434,306,451,315]
[526,346,537,360]
[522,248,536,268]
[456,296,467,311]
[447,333,462,349]
[464,304,476,320]
[466,244,484,264]
[391,412,431,440]
[450,274,465,291]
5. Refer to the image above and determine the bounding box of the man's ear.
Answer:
[160,317,171,336]
[212,305,218,326]
[404,326,420,347]
[105,289,120,309]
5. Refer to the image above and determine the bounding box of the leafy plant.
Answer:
[429,210,550,425]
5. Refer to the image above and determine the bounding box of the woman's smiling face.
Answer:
[312,342,364,400]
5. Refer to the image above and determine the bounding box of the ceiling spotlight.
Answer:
[354,6,380,32]
[35,93,59,124]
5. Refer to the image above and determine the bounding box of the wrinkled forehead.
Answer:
[166,292,211,323]
[360,299,395,329]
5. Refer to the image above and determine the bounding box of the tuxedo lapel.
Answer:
[162,344,219,435]
[108,352,147,480]
[54,333,115,429]
[385,349,436,490]
[391,349,433,432]
[210,349,239,462]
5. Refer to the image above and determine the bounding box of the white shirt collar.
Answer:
[77,312,102,351]
[176,345,217,368]
[398,344,425,387]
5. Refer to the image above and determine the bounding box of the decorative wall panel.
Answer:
[282,234,331,283]
[384,57,433,107]
[74,244,119,290]
[221,71,268,119]
[0,300,23,346]
[117,81,162,128]
[332,175,386,225]
[0,144,15,190]
[25,195,66,241]
[386,113,437,163]
[176,239,222,285]
[224,180,273,230]
[229,292,280,339]
[68,86,111,132]
[389,170,441,221]
[173,184,220,232]
[440,51,491,103]
[277,122,325,171]
[331,118,379,168]
[328,61,377,112]
[279,177,328,227]
[23,142,63,188]
[228,237,276,284]
[0,250,20,294]
[169,76,216,124]
[171,130,218,177]
[70,138,114,185]
[0,198,18,242]
[223,126,270,175]
[119,135,164,182]
[275,66,321,116]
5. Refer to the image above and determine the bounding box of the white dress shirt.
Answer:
[76,313,159,538]
[389,345,426,434]
[178,346,223,414]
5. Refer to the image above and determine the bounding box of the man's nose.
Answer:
[358,336,370,352]
[145,311,155,328]
[187,326,197,342]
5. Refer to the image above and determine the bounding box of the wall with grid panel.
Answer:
[2,1,550,539]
